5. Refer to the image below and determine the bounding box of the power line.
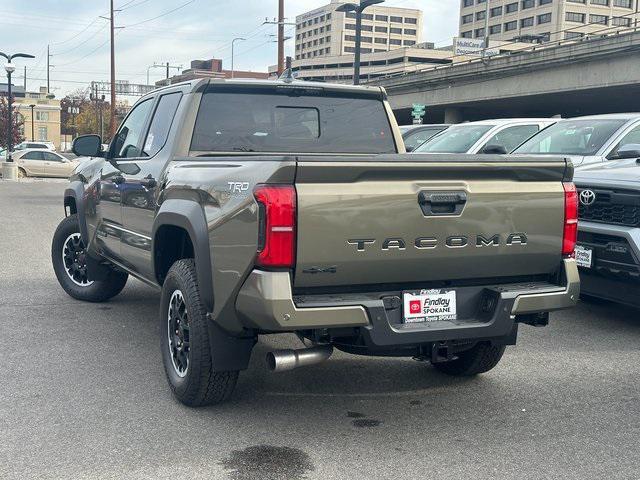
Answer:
[122,0,197,28]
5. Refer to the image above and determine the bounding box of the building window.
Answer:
[463,0,474,6]
[504,20,517,31]
[404,40,416,46]
[346,23,356,30]
[390,16,403,23]
[520,16,534,27]
[475,27,486,37]
[489,24,502,34]
[522,0,535,8]
[375,14,388,21]
[539,0,552,4]
[506,2,518,13]
[375,37,388,44]
[405,17,417,24]
[537,13,552,24]
[461,30,473,38]
[565,31,585,39]
[326,13,331,20]
[404,29,416,35]
[476,10,486,20]
[612,16,631,26]
[490,6,503,17]
[589,14,608,25]
[362,13,373,20]
[38,126,48,141]
[565,12,585,23]
[375,26,388,32]
[389,38,402,45]
[325,47,330,54]
[326,24,331,31]
[390,27,403,34]
[462,14,474,24]
[345,46,355,53]
[613,0,632,7]
[35,111,49,121]
[590,0,609,5]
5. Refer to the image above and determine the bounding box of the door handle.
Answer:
[418,191,467,216]
[111,175,125,185]
[140,175,157,188]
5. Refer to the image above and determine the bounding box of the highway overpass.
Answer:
[370,29,640,124]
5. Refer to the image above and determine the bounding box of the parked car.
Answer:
[400,124,450,152]
[573,158,640,307]
[51,78,578,407]
[413,119,556,155]
[14,141,56,151]
[512,114,640,168]
[13,149,80,178]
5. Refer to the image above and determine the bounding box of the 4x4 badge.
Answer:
[580,190,596,206]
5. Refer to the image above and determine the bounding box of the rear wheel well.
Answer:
[64,196,77,216]
[154,225,194,285]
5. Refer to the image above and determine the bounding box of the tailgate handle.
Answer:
[418,191,467,216]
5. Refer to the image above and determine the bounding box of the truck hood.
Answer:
[574,159,640,187]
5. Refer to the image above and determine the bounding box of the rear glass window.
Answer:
[190,87,395,154]
[415,125,494,153]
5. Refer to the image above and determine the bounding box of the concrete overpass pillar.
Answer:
[444,108,463,124]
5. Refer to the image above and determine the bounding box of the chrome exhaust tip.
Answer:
[266,345,333,373]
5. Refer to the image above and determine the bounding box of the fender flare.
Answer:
[64,181,89,244]
[152,199,214,313]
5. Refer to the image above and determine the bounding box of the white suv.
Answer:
[14,141,56,152]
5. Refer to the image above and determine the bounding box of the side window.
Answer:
[23,151,44,160]
[43,152,62,161]
[142,92,182,157]
[609,124,640,159]
[482,125,539,153]
[112,99,153,159]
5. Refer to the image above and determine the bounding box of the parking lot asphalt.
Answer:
[1,180,639,480]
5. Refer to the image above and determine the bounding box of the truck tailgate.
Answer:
[294,154,570,288]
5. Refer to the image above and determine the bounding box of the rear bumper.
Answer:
[235,259,579,346]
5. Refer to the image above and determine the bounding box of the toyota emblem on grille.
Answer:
[580,189,596,206]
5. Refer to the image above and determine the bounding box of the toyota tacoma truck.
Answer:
[51,78,579,407]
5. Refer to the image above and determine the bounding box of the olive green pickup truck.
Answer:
[52,78,579,406]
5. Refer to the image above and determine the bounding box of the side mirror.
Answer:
[72,134,103,158]
[405,144,415,153]
[481,144,508,155]
[614,144,640,160]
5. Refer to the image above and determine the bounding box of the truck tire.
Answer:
[433,342,506,377]
[160,259,239,407]
[52,214,128,302]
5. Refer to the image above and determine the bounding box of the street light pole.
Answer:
[1,52,34,163]
[29,104,35,140]
[231,37,246,78]
[336,0,384,85]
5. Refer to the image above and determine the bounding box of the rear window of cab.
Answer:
[190,86,396,154]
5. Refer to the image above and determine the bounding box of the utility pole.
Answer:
[46,45,50,94]
[277,0,285,76]
[23,66,26,90]
[109,0,116,138]
[29,104,35,140]
[166,62,169,79]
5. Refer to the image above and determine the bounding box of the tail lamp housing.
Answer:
[563,182,578,257]
[254,185,297,268]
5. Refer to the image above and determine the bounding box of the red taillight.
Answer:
[563,182,578,256]
[254,185,296,268]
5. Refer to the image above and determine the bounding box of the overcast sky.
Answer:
[0,0,459,98]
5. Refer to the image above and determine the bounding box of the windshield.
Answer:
[414,124,494,153]
[514,119,627,155]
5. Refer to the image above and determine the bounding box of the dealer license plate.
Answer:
[403,289,457,323]
[575,245,593,269]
